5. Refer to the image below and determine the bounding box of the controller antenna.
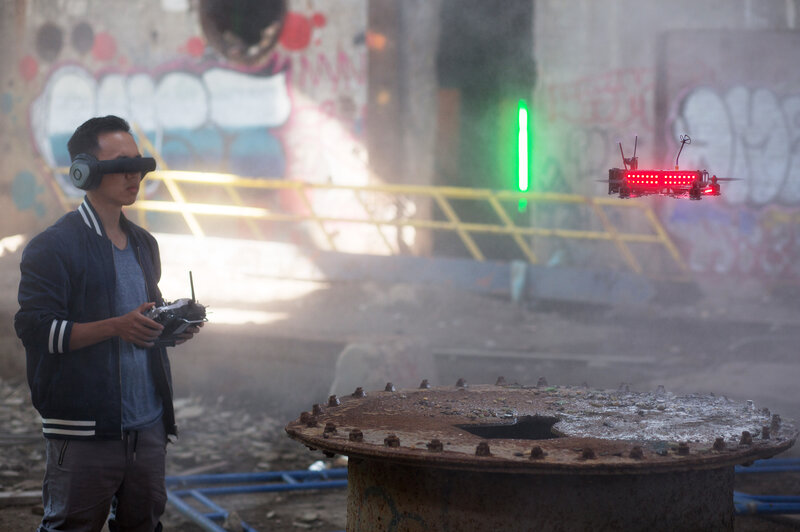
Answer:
[189,271,196,303]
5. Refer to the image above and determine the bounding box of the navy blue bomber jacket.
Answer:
[15,197,177,441]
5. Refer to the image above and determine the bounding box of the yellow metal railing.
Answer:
[51,165,687,274]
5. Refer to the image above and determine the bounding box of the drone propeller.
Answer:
[711,176,742,182]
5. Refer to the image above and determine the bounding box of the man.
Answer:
[15,115,201,531]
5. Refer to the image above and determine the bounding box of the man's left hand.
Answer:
[174,322,203,345]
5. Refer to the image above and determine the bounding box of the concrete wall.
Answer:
[4,0,800,283]
[1,0,369,245]
[533,0,800,281]
[367,0,442,256]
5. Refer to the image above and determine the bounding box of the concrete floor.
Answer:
[1,244,797,457]
[162,273,800,459]
[1,244,798,531]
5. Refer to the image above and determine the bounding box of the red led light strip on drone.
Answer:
[624,170,701,187]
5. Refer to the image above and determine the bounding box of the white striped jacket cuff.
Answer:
[48,319,69,354]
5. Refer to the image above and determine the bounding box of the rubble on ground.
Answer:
[0,376,327,513]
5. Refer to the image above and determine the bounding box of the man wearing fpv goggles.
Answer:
[16,115,201,531]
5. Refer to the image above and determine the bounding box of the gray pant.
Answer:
[39,421,167,532]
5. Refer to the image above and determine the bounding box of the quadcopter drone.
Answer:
[604,135,736,200]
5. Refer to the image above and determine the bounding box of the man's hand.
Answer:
[116,302,164,348]
[174,321,203,346]
[69,302,165,351]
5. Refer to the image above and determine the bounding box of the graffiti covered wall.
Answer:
[658,31,800,280]
[533,1,800,280]
[1,0,368,246]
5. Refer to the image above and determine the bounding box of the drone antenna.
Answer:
[189,271,196,303]
[630,135,639,170]
[619,142,627,170]
[675,134,691,170]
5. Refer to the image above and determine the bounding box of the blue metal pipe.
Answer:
[735,457,800,474]
[735,493,800,503]
[736,465,800,473]
[734,495,800,515]
[753,458,800,466]
[189,489,228,515]
[166,468,347,486]
[166,491,230,532]
[734,458,800,516]
[166,468,348,532]
[170,478,348,497]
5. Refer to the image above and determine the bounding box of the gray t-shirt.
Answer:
[113,243,163,430]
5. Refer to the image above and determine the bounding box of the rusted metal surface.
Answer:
[346,458,734,531]
[286,382,796,530]
[286,382,797,474]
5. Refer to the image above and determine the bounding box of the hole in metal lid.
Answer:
[457,415,562,440]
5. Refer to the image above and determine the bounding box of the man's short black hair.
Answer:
[67,115,132,161]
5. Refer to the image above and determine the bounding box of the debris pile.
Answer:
[0,376,343,530]
[168,395,303,476]
[0,378,43,499]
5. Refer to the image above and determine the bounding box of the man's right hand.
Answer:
[69,302,165,351]
[116,302,164,348]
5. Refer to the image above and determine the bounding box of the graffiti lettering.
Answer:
[672,87,800,206]
[291,47,367,93]
[543,68,653,129]
[31,64,294,194]
[661,85,800,280]
[670,204,800,278]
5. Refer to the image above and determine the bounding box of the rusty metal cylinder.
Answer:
[287,383,797,531]
[346,458,734,531]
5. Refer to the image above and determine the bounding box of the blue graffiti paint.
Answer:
[228,128,285,177]
[353,116,364,136]
[155,127,286,177]
[0,92,13,114]
[12,171,45,217]
[668,202,733,225]
[355,485,429,531]
[737,209,758,234]
[161,127,226,172]
[48,133,73,168]
[45,124,288,207]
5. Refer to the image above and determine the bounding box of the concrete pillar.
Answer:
[367,0,441,255]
